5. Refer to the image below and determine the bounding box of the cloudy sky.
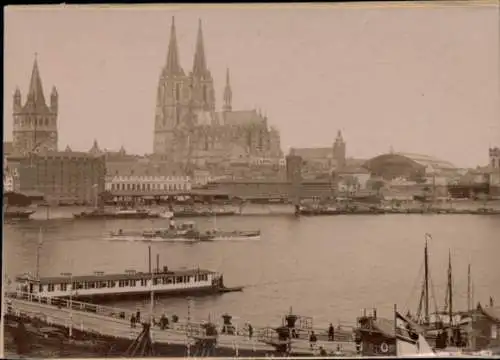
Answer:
[4,2,499,167]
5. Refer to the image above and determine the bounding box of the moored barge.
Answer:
[13,267,242,302]
[73,208,162,220]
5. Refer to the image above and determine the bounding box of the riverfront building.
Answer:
[153,18,283,168]
[11,149,106,205]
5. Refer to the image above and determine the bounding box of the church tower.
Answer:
[153,16,191,155]
[222,68,232,112]
[12,55,58,155]
[189,19,216,113]
[333,130,346,169]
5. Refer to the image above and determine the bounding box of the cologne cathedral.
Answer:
[153,18,283,169]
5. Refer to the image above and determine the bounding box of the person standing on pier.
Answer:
[136,309,141,324]
[130,314,136,328]
[247,323,253,339]
[328,323,335,341]
[309,330,317,349]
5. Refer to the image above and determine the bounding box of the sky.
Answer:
[4,2,499,168]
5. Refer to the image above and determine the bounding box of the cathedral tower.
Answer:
[12,55,58,155]
[222,68,232,112]
[189,19,216,113]
[153,16,191,155]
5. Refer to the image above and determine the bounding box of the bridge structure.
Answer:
[5,291,356,356]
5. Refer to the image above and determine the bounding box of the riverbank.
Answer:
[21,199,500,220]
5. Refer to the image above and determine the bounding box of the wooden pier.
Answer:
[5,291,356,356]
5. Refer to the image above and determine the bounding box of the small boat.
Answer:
[74,207,161,220]
[203,229,261,241]
[13,266,242,302]
[4,209,35,220]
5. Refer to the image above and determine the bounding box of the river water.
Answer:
[4,209,500,330]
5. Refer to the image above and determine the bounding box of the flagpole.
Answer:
[36,227,43,280]
[394,303,398,357]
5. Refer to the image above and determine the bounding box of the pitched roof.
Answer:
[290,147,333,159]
[221,110,265,127]
[395,152,456,170]
[22,57,51,113]
[106,161,185,177]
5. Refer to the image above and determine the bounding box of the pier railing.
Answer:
[6,291,355,344]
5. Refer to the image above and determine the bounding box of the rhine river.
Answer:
[4,209,500,329]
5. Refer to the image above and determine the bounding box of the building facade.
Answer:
[15,150,106,205]
[153,18,283,168]
[105,174,191,194]
[489,147,500,187]
[289,130,347,174]
[12,56,59,155]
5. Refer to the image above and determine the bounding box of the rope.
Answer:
[403,259,424,313]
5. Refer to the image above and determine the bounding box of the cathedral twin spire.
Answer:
[165,17,209,78]
[165,17,231,112]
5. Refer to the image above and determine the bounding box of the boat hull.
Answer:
[105,235,200,243]
[173,211,236,218]
[4,210,35,220]
[17,285,242,304]
[74,212,160,220]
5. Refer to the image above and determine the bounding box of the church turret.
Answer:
[50,86,58,113]
[333,130,346,169]
[12,54,58,154]
[13,87,22,112]
[223,68,232,112]
[26,55,47,109]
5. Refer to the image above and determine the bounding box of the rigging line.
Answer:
[428,275,442,322]
[403,259,425,313]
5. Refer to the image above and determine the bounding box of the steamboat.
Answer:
[13,266,242,302]
[108,220,261,243]
[107,221,212,242]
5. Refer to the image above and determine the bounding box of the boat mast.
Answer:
[148,245,154,329]
[424,237,430,324]
[36,227,43,280]
[467,264,471,312]
[447,251,453,326]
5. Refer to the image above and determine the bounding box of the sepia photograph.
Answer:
[2,1,500,358]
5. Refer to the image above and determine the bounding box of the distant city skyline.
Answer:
[4,3,499,168]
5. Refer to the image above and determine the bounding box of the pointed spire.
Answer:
[27,54,47,108]
[223,67,232,112]
[165,16,183,75]
[336,130,344,142]
[192,19,208,76]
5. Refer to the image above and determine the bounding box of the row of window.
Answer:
[14,117,56,127]
[41,274,210,292]
[110,176,190,181]
[110,182,191,192]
